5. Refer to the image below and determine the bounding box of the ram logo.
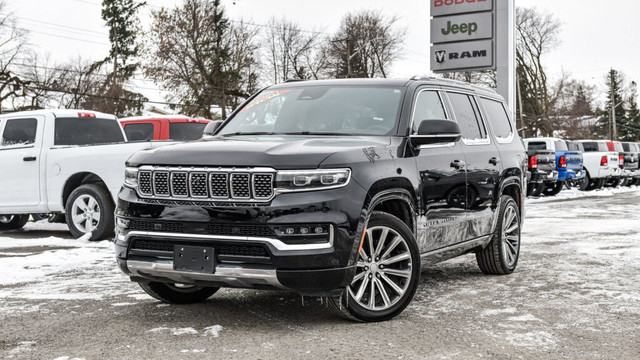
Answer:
[434,50,447,64]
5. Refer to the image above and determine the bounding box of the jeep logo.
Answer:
[441,21,478,36]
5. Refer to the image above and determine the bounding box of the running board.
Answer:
[420,235,492,265]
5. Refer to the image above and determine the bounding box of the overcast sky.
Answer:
[7,0,640,108]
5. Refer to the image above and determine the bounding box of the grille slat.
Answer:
[139,168,275,202]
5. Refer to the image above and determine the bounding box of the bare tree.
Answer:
[14,54,73,111]
[516,7,562,137]
[263,18,329,83]
[144,0,257,118]
[329,10,406,78]
[0,0,29,112]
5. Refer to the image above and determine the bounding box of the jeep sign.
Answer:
[431,0,493,17]
[431,12,493,43]
[430,40,494,72]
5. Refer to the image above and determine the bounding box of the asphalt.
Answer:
[1,188,639,360]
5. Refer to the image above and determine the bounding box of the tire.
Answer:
[595,178,606,190]
[543,181,563,196]
[0,215,30,231]
[577,172,590,191]
[65,184,115,241]
[328,211,420,322]
[606,178,621,188]
[476,196,521,275]
[138,282,219,304]
[527,182,545,197]
[621,178,632,187]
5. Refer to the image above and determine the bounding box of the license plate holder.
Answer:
[173,245,216,274]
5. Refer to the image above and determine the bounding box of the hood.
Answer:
[127,135,391,169]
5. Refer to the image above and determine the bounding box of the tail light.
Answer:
[600,156,608,167]
[529,155,538,169]
[559,156,567,168]
[619,155,624,167]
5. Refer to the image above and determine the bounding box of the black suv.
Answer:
[115,78,527,322]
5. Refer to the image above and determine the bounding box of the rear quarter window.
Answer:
[55,118,124,146]
[480,98,513,139]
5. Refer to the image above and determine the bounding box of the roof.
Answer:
[269,77,501,99]
[119,115,210,122]
[0,109,116,120]
[524,137,563,142]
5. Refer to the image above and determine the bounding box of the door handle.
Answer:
[450,160,466,169]
[489,157,501,165]
[23,156,37,162]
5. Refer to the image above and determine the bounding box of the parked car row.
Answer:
[524,137,640,197]
[0,111,211,239]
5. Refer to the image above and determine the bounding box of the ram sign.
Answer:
[430,0,496,73]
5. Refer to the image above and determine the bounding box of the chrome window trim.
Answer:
[123,227,334,252]
[408,87,456,150]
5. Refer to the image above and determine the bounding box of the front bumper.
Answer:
[114,183,367,296]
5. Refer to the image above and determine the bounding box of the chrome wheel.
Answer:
[501,205,520,267]
[347,226,413,312]
[0,215,13,223]
[71,194,101,233]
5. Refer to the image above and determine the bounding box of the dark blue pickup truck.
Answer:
[525,138,584,196]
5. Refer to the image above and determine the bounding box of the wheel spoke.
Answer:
[373,228,389,258]
[351,271,366,284]
[505,239,517,253]
[368,277,376,309]
[381,252,410,266]
[375,278,390,307]
[88,197,98,211]
[354,275,369,302]
[72,214,84,225]
[504,208,516,230]
[506,235,519,242]
[359,247,369,263]
[356,261,367,268]
[367,229,375,260]
[380,273,404,296]
[73,198,86,211]
[380,236,401,261]
[382,268,411,278]
[504,223,518,234]
[91,212,101,222]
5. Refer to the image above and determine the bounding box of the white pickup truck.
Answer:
[0,110,170,240]
[577,140,621,190]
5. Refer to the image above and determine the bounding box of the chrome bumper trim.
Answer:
[127,260,285,289]
[123,228,334,251]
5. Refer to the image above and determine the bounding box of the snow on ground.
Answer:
[0,187,638,359]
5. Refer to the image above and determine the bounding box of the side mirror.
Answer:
[203,120,223,137]
[410,119,462,146]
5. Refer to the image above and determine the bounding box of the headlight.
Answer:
[123,167,138,189]
[275,169,351,192]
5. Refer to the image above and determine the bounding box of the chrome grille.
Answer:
[139,171,152,195]
[137,167,275,202]
[231,173,250,198]
[253,174,274,199]
[170,172,188,197]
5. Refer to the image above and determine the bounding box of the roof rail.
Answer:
[284,79,307,83]
[410,75,497,94]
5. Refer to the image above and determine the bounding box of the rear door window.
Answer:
[1,118,38,147]
[447,92,486,140]
[169,122,208,141]
[480,98,513,139]
[55,118,124,146]
[411,90,448,134]
[124,123,155,141]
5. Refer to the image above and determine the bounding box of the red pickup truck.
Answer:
[120,116,212,141]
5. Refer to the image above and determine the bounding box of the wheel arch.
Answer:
[363,180,418,235]
[62,172,113,209]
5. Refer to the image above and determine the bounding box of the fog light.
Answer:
[285,227,295,235]
[300,227,309,234]
[314,226,323,234]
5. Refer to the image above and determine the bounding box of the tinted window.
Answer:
[554,140,568,151]
[124,123,155,141]
[412,90,447,134]
[1,118,37,147]
[567,141,584,152]
[622,143,631,152]
[447,92,485,140]
[219,86,405,136]
[55,118,124,146]
[169,122,208,141]
[581,142,599,152]
[481,98,512,138]
[527,142,547,151]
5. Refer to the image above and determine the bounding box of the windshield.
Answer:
[55,117,124,146]
[218,86,405,136]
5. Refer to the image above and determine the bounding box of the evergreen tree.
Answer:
[101,0,145,81]
[596,69,626,140]
[625,81,640,141]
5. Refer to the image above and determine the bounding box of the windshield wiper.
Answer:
[279,131,351,136]
[221,131,279,137]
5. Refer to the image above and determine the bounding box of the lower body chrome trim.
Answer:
[127,260,285,289]
[420,235,492,265]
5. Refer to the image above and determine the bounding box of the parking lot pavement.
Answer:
[1,188,639,360]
